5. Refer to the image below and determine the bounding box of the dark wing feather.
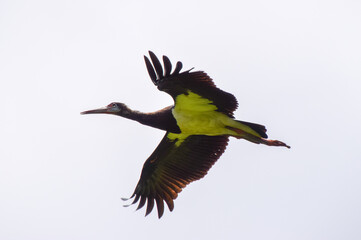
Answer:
[144,51,238,117]
[149,51,163,79]
[163,55,172,77]
[124,133,229,218]
[173,61,183,75]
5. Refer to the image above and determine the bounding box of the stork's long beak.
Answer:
[81,107,108,115]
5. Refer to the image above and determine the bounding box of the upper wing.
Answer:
[124,132,229,218]
[144,51,238,117]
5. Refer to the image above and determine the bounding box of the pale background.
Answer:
[1,0,360,239]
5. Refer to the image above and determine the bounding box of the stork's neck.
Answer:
[118,106,180,133]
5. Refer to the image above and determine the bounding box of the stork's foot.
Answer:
[261,139,290,149]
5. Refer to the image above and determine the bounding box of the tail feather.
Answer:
[235,120,268,138]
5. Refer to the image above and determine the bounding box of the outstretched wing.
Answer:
[144,51,238,117]
[123,132,229,218]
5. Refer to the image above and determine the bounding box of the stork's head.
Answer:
[81,102,131,116]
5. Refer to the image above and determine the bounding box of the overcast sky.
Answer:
[1,0,361,239]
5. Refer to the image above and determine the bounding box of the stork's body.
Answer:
[81,51,290,218]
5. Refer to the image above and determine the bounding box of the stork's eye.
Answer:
[107,102,116,108]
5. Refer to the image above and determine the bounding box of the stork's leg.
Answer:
[259,138,290,148]
[227,127,290,149]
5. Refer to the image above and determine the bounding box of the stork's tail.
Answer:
[236,120,268,138]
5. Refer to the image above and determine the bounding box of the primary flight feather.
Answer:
[81,51,290,218]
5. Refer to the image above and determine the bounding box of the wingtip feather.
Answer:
[163,55,172,77]
[156,197,165,218]
[136,196,147,210]
[145,198,155,216]
[173,61,183,75]
[148,51,164,79]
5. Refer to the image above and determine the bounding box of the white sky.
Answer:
[1,0,361,239]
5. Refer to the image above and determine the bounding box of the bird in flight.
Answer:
[81,51,290,218]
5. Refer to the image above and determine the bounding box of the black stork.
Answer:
[81,51,290,218]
